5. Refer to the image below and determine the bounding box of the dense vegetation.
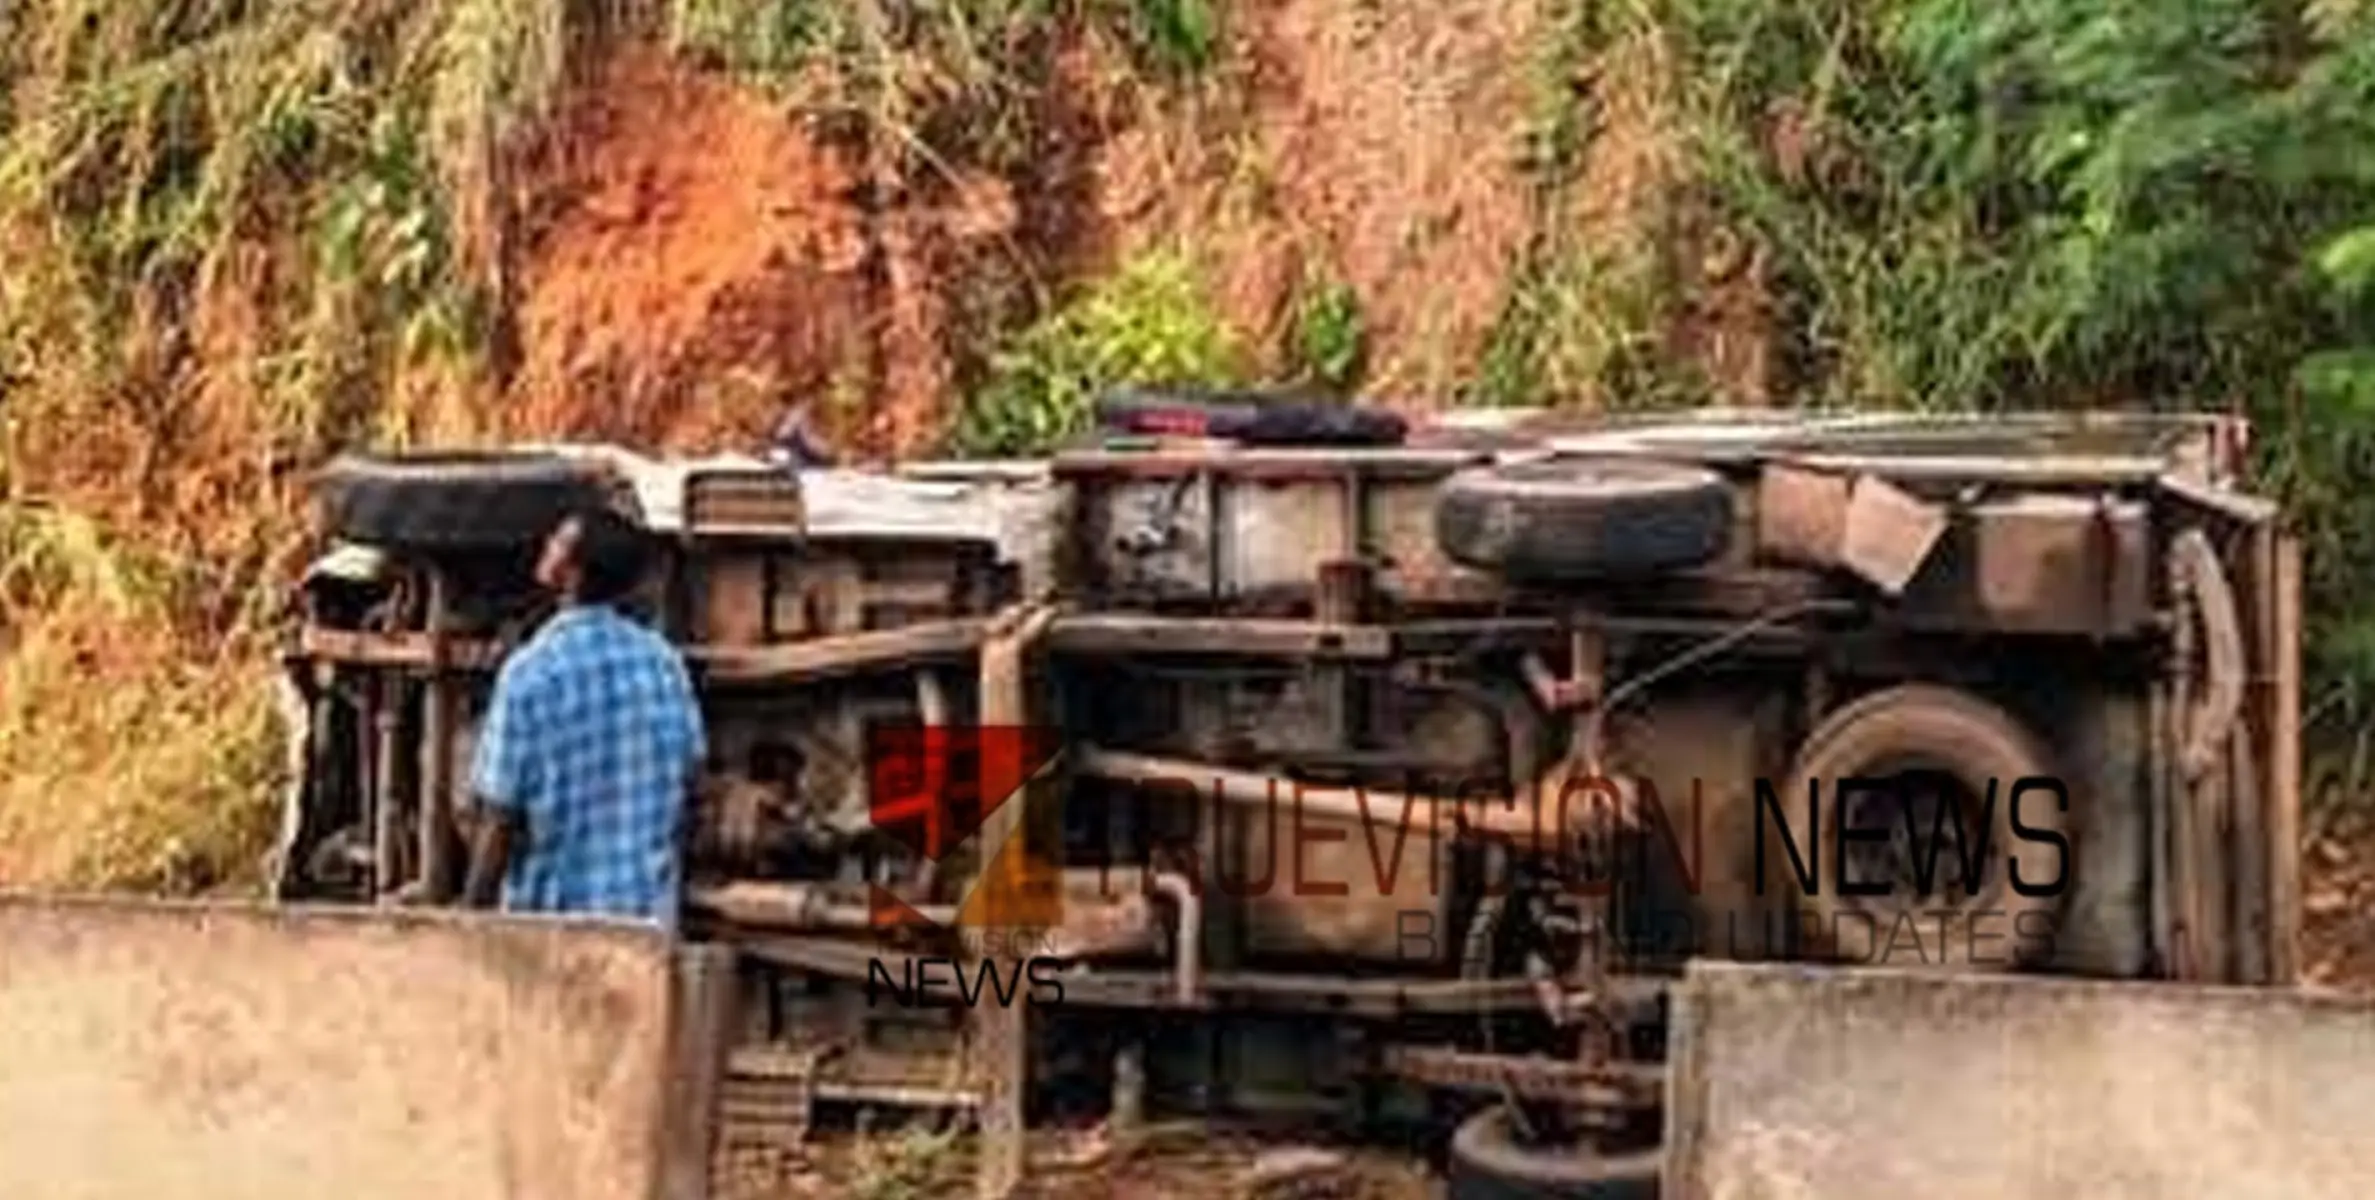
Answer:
[1,0,2373,890]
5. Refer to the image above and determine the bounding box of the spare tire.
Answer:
[314,452,617,553]
[1434,458,1731,580]
[1447,1105,1660,1200]
[1770,684,2071,970]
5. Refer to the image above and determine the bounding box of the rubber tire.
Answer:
[314,452,616,552]
[1447,1105,1660,1200]
[1434,458,1732,580]
[1774,684,2070,970]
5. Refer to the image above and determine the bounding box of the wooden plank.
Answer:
[689,620,988,684]
[299,627,506,671]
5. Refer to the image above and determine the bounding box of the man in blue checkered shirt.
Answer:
[462,504,706,928]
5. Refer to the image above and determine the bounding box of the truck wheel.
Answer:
[1434,458,1732,580]
[1447,1105,1660,1200]
[314,452,616,552]
[1774,684,2069,970]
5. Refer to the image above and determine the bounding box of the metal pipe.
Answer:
[1072,744,1572,851]
[1076,744,1430,829]
[1520,652,1567,712]
[1147,870,1202,1005]
[691,881,957,930]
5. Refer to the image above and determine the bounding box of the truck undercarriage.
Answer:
[277,404,2299,1197]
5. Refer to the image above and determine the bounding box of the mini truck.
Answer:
[277,401,2299,1198]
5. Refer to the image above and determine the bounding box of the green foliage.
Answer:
[1669,0,2314,406]
[1473,0,1683,409]
[849,1122,965,1200]
[1100,0,1224,76]
[954,249,1245,455]
[1285,267,1367,393]
[1660,0,2375,701]
[0,0,562,444]
[1469,239,1680,408]
[1517,0,1642,180]
[669,0,842,76]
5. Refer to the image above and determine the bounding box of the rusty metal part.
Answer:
[302,626,508,671]
[2173,528,2243,783]
[1146,870,1202,1005]
[416,570,458,902]
[1046,613,1392,659]
[370,675,405,898]
[302,617,991,686]
[2231,715,2266,984]
[1312,559,1370,749]
[681,470,807,533]
[2270,534,2303,984]
[1381,1045,1661,1109]
[720,1044,986,1153]
[1520,651,1573,712]
[2158,469,2281,523]
[1033,871,1163,960]
[689,881,955,931]
[1898,494,2153,636]
[718,1047,825,1151]
[1576,599,1845,779]
[2148,679,2176,974]
[972,601,1056,1200]
[1052,445,1482,482]
[1755,463,1851,568]
[1838,473,1949,595]
[696,619,990,685]
[692,775,791,865]
[2167,526,2245,982]
[1073,744,1565,852]
[2167,548,2203,979]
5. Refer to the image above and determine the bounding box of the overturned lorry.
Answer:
[277,402,2299,1197]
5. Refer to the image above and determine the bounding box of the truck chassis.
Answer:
[277,407,2300,1197]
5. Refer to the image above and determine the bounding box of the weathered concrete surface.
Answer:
[0,893,721,1200]
[1667,961,2375,1200]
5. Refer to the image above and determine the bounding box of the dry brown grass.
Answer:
[1090,0,1545,400]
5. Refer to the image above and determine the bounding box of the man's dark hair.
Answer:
[568,504,652,606]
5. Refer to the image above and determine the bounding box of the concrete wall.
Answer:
[0,894,728,1200]
[1667,961,2375,1200]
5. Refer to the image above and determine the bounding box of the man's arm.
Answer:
[461,807,520,910]
[463,660,539,910]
